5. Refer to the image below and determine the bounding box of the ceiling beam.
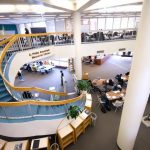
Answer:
[85,2,143,12]
[34,0,74,12]
[77,0,100,12]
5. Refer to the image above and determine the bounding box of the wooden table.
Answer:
[58,124,75,150]
[106,90,125,101]
[0,139,7,150]
[4,140,29,150]
[79,110,91,130]
[30,137,50,150]
[92,79,106,87]
[70,117,84,141]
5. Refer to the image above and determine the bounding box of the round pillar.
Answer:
[117,1,150,150]
[73,12,82,80]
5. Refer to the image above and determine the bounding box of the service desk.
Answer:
[95,55,110,65]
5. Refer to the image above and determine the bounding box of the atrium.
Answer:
[0,0,150,150]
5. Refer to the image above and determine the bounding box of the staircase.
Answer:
[0,75,15,102]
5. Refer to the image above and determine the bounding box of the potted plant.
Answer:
[67,105,82,119]
[76,80,91,94]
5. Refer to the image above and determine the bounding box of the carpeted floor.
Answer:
[14,55,150,150]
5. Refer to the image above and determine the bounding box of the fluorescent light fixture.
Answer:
[27,15,41,17]
[9,15,22,17]
[57,17,68,18]
[59,14,71,16]
[0,16,5,18]
[0,18,10,19]
[44,15,56,17]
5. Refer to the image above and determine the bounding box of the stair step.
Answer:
[0,87,6,93]
[0,95,14,102]
[0,92,10,99]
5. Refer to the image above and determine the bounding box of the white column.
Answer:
[117,1,150,150]
[73,12,82,80]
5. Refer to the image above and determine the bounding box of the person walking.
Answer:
[17,70,24,81]
[60,70,64,86]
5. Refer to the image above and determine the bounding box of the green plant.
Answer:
[67,105,82,119]
[76,80,91,91]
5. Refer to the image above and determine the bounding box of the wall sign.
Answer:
[97,50,104,54]
[29,49,51,59]
[119,48,126,51]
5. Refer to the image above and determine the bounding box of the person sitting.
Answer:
[112,84,122,91]
[22,91,32,99]
[108,79,114,86]
[125,72,130,76]
[101,92,111,112]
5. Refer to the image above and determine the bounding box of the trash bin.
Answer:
[91,112,97,127]
[50,143,59,150]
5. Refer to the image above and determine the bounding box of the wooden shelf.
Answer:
[58,124,75,150]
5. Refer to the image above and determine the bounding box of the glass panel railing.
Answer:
[0,95,85,121]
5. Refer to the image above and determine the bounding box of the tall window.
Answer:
[82,19,89,25]
[135,17,140,28]
[46,20,55,32]
[98,18,105,30]
[32,22,46,27]
[113,18,121,29]
[19,24,25,34]
[55,19,65,32]
[120,17,128,29]
[128,17,136,28]
[105,18,113,30]
[90,19,97,31]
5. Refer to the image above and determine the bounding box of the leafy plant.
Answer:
[67,105,82,119]
[76,80,91,91]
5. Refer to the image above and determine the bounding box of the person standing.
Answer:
[60,70,64,86]
[17,70,24,81]
[25,28,29,34]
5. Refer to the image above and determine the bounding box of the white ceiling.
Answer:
[0,0,143,24]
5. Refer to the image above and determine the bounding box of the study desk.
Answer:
[4,140,29,150]
[30,137,50,150]
[92,79,106,87]
[0,139,7,150]
[106,90,125,101]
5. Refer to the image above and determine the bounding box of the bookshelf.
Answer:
[68,58,74,72]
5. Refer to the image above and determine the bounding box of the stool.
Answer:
[57,124,75,150]
[70,116,84,141]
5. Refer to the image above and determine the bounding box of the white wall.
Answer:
[8,40,135,85]
[8,47,54,84]
[80,40,136,56]
[0,117,71,137]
